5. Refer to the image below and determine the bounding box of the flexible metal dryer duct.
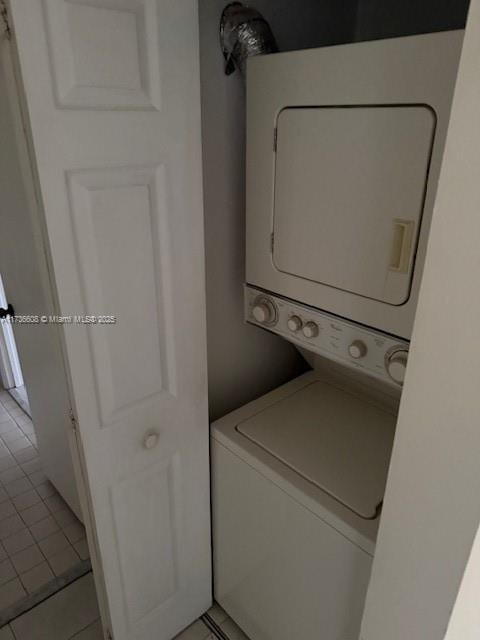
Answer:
[220,2,278,76]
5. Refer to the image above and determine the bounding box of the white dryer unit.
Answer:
[246,31,463,339]
[212,371,397,640]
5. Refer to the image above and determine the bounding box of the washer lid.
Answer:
[236,380,396,519]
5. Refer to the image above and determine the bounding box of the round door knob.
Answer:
[143,432,159,450]
[386,349,408,385]
[348,340,367,359]
[302,321,319,339]
[252,300,276,324]
[287,315,303,332]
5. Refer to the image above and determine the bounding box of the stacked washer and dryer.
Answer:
[211,31,463,640]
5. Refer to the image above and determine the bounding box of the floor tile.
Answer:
[44,494,67,514]
[1,429,25,445]
[73,538,90,561]
[7,407,24,416]
[25,469,46,486]
[63,521,85,545]
[29,516,59,542]
[0,559,16,587]
[0,458,17,475]
[0,465,25,486]
[38,531,70,559]
[27,435,37,448]
[0,421,17,434]
[11,544,45,575]
[13,448,37,466]
[4,477,33,499]
[12,489,41,512]
[0,438,13,453]
[0,578,26,610]
[19,424,35,437]
[2,529,35,556]
[0,501,15,521]
[0,514,26,540]
[11,573,99,640]
[0,626,14,639]
[17,418,34,430]
[70,620,103,640]
[220,618,250,640]
[19,458,41,476]
[36,482,56,500]
[20,502,50,527]
[6,437,31,454]
[48,546,79,577]
[174,620,211,640]
[20,561,54,594]
[53,508,77,529]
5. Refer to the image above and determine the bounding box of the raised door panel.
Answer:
[67,166,175,425]
[110,454,183,626]
[42,0,161,109]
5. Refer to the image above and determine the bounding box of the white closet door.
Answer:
[8,1,211,639]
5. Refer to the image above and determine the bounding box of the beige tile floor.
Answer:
[0,389,89,613]
[0,570,248,640]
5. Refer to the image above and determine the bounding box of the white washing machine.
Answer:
[212,366,397,640]
[212,296,404,639]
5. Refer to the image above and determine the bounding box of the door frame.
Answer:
[0,272,24,389]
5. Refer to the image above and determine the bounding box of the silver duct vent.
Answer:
[220,2,278,76]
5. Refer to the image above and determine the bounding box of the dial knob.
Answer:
[302,321,319,339]
[386,349,408,385]
[252,300,276,324]
[287,315,303,332]
[348,340,367,359]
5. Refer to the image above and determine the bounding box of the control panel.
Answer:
[245,286,409,386]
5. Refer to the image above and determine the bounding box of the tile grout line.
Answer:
[201,614,232,640]
[0,391,87,607]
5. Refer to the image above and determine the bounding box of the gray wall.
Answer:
[355,0,469,41]
[199,1,357,421]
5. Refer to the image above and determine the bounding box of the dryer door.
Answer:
[273,106,435,305]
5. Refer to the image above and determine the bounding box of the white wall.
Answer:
[444,521,480,640]
[199,1,357,420]
[360,2,480,638]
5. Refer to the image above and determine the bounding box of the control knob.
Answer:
[385,348,408,385]
[302,321,319,339]
[287,315,303,332]
[252,299,277,325]
[348,340,367,360]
